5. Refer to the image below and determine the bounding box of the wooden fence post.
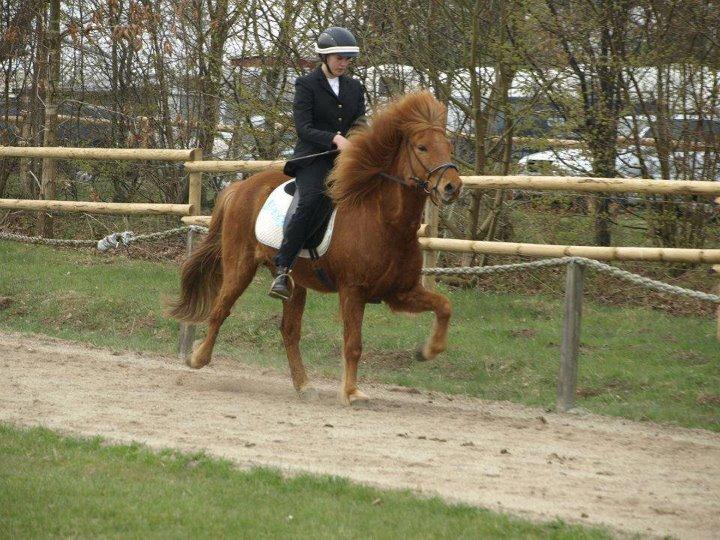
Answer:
[713,265,720,342]
[178,148,203,361]
[422,199,439,290]
[556,260,584,412]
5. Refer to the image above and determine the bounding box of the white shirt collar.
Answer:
[327,76,340,96]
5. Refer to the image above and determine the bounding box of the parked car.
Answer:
[518,115,720,182]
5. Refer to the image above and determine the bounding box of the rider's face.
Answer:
[326,54,352,76]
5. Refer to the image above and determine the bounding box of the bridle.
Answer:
[379,139,458,205]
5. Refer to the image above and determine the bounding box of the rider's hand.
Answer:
[333,134,350,151]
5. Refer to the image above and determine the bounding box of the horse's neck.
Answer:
[337,151,427,246]
[376,178,427,240]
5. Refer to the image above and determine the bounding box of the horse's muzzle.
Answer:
[441,181,462,203]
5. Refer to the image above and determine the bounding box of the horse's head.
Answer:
[329,90,463,207]
[404,128,463,204]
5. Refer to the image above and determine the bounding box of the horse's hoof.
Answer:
[298,386,320,402]
[344,390,370,408]
[187,340,210,369]
[187,356,209,369]
[414,346,429,362]
[187,354,210,369]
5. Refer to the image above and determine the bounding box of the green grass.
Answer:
[1,240,719,431]
[0,424,609,539]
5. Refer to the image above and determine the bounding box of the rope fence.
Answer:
[423,257,720,303]
[1,226,717,304]
[0,225,207,250]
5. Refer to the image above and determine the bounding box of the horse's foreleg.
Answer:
[280,285,317,401]
[189,259,258,369]
[386,286,452,361]
[339,288,368,406]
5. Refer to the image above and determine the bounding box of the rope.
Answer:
[0,232,97,247]
[1,226,716,303]
[0,225,209,250]
[423,257,572,275]
[423,256,720,303]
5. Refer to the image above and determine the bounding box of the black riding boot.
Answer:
[268,266,293,300]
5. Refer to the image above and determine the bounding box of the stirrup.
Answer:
[268,271,294,301]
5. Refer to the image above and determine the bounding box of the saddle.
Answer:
[255,180,380,302]
[255,180,337,259]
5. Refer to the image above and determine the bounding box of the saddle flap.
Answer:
[255,180,338,259]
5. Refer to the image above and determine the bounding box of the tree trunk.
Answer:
[19,94,35,198]
[37,0,60,238]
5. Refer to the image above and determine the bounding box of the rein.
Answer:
[285,148,340,163]
[379,140,458,205]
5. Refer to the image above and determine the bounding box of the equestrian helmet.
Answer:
[315,27,359,57]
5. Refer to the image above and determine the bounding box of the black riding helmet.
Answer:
[315,27,360,58]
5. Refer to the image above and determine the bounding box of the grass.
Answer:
[1,240,719,431]
[0,424,610,539]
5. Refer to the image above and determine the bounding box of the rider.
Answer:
[269,26,366,300]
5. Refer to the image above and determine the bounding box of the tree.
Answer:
[515,0,633,246]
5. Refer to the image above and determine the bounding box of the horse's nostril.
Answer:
[444,183,455,193]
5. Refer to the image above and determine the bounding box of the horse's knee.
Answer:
[436,296,452,321]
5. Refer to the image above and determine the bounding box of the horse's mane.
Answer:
[328,90,447,207]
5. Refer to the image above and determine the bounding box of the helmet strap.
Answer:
[320,58,334,78]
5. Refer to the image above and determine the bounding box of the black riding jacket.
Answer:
[284,65,366,177]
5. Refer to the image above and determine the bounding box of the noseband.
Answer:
[379,140,458,204]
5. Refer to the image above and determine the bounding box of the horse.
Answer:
[169,90,463,406]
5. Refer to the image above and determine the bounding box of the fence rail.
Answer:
[0,145,196,161]
[184,160,284,173]
[0,199,192,216]
[418,238,720,263]
[460,174,720,195]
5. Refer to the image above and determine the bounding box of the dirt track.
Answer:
[1,331,719,538]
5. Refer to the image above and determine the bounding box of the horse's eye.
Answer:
[418,145,428,152]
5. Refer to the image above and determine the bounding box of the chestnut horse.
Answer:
[169,91,462,405]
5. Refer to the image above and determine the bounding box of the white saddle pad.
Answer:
[255,179,337,259]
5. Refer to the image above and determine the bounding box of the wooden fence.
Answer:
[0,146,205,353]
[0,146,203,216]
[1,146,719,411]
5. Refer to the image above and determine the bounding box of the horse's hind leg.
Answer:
[189,257,258,369]
[280,285,318,401]
[385,285,452,362]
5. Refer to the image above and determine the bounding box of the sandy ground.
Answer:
[1,331,719,539]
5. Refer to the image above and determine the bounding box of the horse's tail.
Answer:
[167,189,231,323]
